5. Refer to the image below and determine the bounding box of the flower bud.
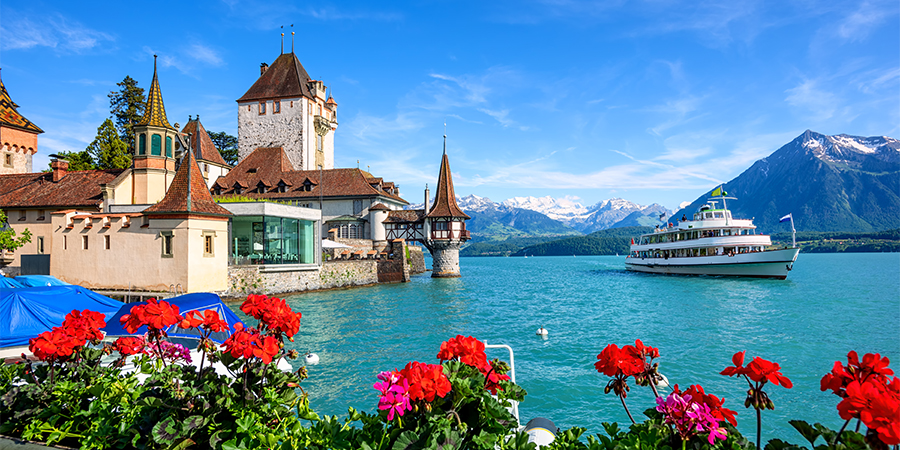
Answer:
[425,403,432,412]
[767,399,775,410]
[605,385,612,394]
[744,397,752,408]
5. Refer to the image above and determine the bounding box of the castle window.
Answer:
[213,186,221,195]
[316,134,323,152]
[37,210,45,221]
[203,231,216,257]
[274,100,281,113]
[165,136,173,157]
[19,210,26,221]
[259,101,266,115]
[37,236,44,254]
[105,235,111,250]
[277,182,287,193]
[161,231,173,257]
[138,134,146,155]
[151,134,162,156]
[234,187,242,195]
[3,153,11,167]
[64,236,67,250]
[82,235,89,250]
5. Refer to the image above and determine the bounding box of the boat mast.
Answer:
[790,215,796,248]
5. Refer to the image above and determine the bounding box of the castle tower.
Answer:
[424,135,470,278]
[236,51,337,170]
[132,56,179,204]
[0,70,43,174]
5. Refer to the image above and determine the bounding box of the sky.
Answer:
[1,0,897,211]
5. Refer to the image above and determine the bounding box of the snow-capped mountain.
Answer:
[501,196,589,221]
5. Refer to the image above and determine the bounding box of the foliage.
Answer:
[514,226,653,256]
[0,209,31,252]
[108,75,145,149]
[213,195,292,205]
[771,229,900,253]
[208,131,239,166]
[86,118,132,170]
[51,150,96,171]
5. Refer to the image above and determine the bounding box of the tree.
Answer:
[208,131,239,166]
[87,119,131,169]
[108,76,145,151]
[0,209,31,252]
[52,150,96,171]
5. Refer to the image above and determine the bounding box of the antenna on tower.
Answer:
[291,25,295,53]
[280,26,284,54]
[443,122,447,155]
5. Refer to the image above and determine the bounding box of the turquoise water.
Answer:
[268,253,899,443]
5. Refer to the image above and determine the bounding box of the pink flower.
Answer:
[378,390,411,421]
[656,392,728,445]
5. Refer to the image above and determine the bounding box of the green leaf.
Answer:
[393,430,420,450]
[788,420,821,446]
[182,415,206,432]
[764,439,804,450]
[152,416,180,444]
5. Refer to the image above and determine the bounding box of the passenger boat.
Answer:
[625,190,799,279]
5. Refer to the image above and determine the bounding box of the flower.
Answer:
[119,298,182,334]
[401,361,451,402]
[437,335,488,369]
[656,391,727,445]
[822,351,895,398]
[113,336,146,356]
[721,351,792,388]
[61,309,106,342]
[29,329,81,362]
[240,295,302,340]
[836,377,900,446]
[379,390,411,421]
[179,310,230,333]
[672,384,738,427]
[595,343,642,378]
[221,324,281,364]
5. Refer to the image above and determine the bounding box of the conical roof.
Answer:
[237,52,313,102]
[137,56,174,130]
[144,150,230,217]
[0,70,43,134]
[426,146,469,219]
[180,117,228,166]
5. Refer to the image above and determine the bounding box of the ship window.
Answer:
[714,212,724,218]
[705,213,713,219]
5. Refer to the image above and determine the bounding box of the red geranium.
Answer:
[29,329,81,362]
[672,384,738,427]
[437,335,488,369]
[119,298,182,334]
[180,310,230,333]
[401,361,451,402]
[826,352,899,446]
[595,344,642,378]
[113,336,146,356]
[721,351,793,388]
[239,295,302,340]
[822,351,894,397]
[61,309,106,342]
[483,359,511,395]
[221,323,282,364]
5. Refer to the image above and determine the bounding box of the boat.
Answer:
[625,189,799,279]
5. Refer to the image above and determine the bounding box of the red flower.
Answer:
[837,377,900,445]
[720,351,747,377]
[482,359,511,394]
[113,336,146,356]
[180,310,230,333]
[402,361,451,402]
[674,384,738,427]
[221,324,281,364]
[239,295,302,340]
[745,357,793,388]
[61,309,106,342]
[255,335,281,364]
[595,344,643,378]
[119,298,182,333]
[822,351,894,398]
[29,329,81,362]
[437,335,489,369]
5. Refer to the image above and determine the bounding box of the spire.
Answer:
[137,55,174,130]
[0,68,44,134]
[143,149,230,217]
[425,137,470,219]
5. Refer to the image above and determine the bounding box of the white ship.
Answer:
[625,189,799,279]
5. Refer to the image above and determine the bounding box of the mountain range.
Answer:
[671,130,900,233]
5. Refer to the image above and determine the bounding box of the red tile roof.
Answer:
[385,209,425,223]
[237,53,314,102]
[369,203,391,211]
[213,147,408,204]
[0,73,43,134]
[426,152,469,219]
[144,151,231,217]
[0,170,124,209]
[180,118,228,166]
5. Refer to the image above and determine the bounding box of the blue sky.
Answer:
[1,0,897,210]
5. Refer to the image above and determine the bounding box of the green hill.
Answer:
[511,226,653,256]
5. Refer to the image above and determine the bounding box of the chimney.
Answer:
[260,63,269,76]
[50,156,69,182]
[424,184,430,213]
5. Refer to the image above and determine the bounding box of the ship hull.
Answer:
[625,248,800,279]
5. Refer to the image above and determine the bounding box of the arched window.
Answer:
[139,134,146,155]
[165,136,173,157]
[151,134,162,156]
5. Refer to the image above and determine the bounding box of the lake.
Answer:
[272,252,900,443]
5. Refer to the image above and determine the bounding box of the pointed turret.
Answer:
[143,150,230,217]
[137,56,174,130]
[426,135,470,220]
[424,134,470,278]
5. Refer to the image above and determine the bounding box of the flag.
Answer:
[711,186,727,197]
[779,213,792,223]
[659,212,666,220]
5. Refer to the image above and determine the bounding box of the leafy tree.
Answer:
[208,131,239,166]
[87,118,131,169]
[0,209,31,252]
[108,76,145,150]
[51,150,96,171]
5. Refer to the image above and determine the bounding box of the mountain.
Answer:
[512,226,654,256]
[500,195,670,233]
[672,131,900,233]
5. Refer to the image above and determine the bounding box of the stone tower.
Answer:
[236,51,337,170]
[424,136,470,278]
[0,70,43,175]
[132,56,179,204]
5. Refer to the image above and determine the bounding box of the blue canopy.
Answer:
[0,286,124,348]
[0,277,26,289]
[14,275,71,287]
[100,293,244,344]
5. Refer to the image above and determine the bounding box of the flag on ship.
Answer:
[780,213,793,223]
[711,186,728,197]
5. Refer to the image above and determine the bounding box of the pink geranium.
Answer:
[656,392,728,445]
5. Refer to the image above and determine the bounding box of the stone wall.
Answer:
[226,260,377,298]
[431,240,462,278]
[238,97,306,169]
[408,246,426,274]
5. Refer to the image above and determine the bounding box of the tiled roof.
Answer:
[144,150,231,217]
[213,147,408,204]
[0,72,43,134]
[369,203,391,211]
[426,152,469,219]
[385,209,425,223]
[137,56,174,130]
[0,170,123,209]
[180,118,228,166]
[237,53,313,102]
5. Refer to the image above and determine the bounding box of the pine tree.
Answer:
[87,119,131,170]
[108,76,145,150]
[53,150,96,171]
[208,131,239,166]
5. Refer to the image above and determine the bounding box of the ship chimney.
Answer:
[424,184,430,213]
[260,63,269,76]
[50,155,69,182]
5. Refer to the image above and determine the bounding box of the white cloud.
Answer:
[0,12,114,53]
[837,1,892,42]
[784,79,837,121]
[187,44,224,66]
